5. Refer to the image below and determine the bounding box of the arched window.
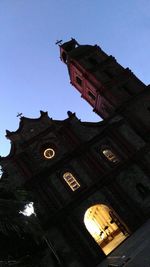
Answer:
[63,172,80,191]
[88,91,96,101]
[102,148,120,163]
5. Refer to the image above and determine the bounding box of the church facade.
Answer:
[0,40,150,267]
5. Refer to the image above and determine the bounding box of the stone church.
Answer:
[0,39,150,266]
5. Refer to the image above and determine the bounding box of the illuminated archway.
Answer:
[84,204,129,255]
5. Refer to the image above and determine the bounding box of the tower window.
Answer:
[61,52,67,63]
[76,76,82,86]
[88,91,96,101]
[102,149,120,163]
[63,172,80,191]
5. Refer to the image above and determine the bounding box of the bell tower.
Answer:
[60,39,146,119]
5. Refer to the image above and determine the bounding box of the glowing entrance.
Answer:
[84,204,129,255]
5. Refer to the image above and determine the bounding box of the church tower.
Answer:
[59,39,150,141]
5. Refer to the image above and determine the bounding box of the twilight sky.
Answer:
[0,0,150,156]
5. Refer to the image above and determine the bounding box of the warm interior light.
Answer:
[44,148,55,159]
[84,204,129,255]
[84,218,101,235]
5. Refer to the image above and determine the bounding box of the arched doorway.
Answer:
[84,204,129,255]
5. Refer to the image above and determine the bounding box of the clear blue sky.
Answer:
[0,0,150,156]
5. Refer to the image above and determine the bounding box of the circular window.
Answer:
[43,148,55,159]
